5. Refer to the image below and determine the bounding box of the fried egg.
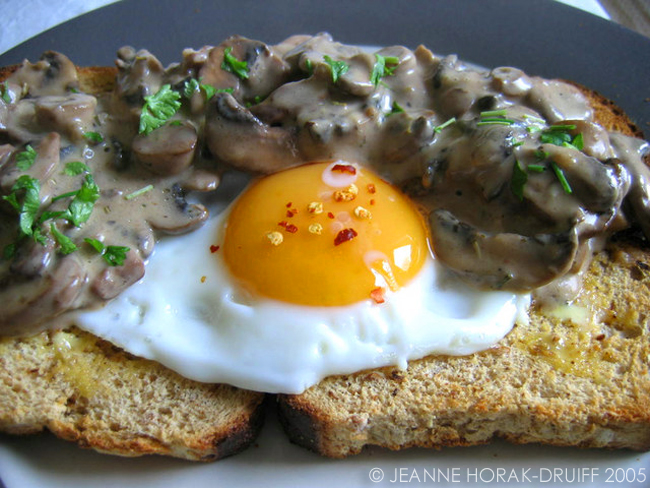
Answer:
[74,161,529,394]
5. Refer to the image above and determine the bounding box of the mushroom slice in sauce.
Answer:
[429,209,579,290]
[205,92,300,173]
[133,122,198,176]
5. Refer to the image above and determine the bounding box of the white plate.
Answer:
[1,403,649,488]
[1,1,650,486]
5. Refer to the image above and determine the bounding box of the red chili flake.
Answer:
[286,208,298,218]
[210,245,220,253]
[278,220,298,233]
[370,287,386,304]
[334,228,358,246]
[327,212,335,219]
[286,201,293,208]
[367,183,376,194]
[331,163,357,175]
[370,199,375,206]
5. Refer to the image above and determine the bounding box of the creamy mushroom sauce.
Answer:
[0,33,648,335]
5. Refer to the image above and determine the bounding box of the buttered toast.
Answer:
[0,65,265,461]
[1,36,650,463]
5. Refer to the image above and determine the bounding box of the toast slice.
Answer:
[277,87,650,457]
[0,63,266,461]
[0,327,265,461]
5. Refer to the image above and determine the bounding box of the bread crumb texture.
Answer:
[0,326,265,461]
[278,238,650,457]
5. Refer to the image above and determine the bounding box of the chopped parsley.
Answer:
[387,101,405,116]
[62,174,100,227]
[305,58,314,76]
[323,55,349,83]
[510,159,528,201]
[63,161,91,176]
[2,165,133,265]
[539,124,583,151]
[84,238,130,267]
[512,153,573,201]
[3,175,41,237]
[550,161,573,194]
[15,145,37,171]
[83,131,104,144]
[434,117,457,133]
[125,184,153,201]
[221,46,249,80]
[477,109,514,126]
[527,164,546,173]
[183,78,233,101]
[138,84,182,135]
[1,81,11,103]
[370,54,399,86]
[50,223,78,255]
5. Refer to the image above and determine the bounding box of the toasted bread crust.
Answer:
[0,64,266,462]
[277,86,650,458]
[2,55,649,461]
[0,326,266,461]
[279,242,650,457]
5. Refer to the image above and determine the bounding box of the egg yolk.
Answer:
[221,161,429,306]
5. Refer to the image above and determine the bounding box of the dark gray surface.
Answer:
[0,1,649,485]
[1,0,649,132]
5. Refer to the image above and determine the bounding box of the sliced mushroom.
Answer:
[199,37,292,103]
[205,92,300,173]
[0,144,14,170]
[541,144,629,215]
[133,122,198,176]
[491,67,532,97]
[8,51,79,98]
[1,132,60,194]
[91,250,145,300]
[0,254,87,335]
[145,183,209,234]
[112,48,165,126]
[9,233,55,278]
[35,93,97,141]
[526,79,592,123]
[380,111,435,164]
[336,52,375,97]
[429,209,579,291]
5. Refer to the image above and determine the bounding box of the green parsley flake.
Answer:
[510,160,528,201]
[15,145,37,171]
[63,161,91,176]
[539,125,583,151]
[84,237,105,253]
[1,81,11,103]
[550,162,573,194]
[221,47,249,80]
[84,238,130,266]
[3,175,41,237]
[305,58,314,76]
[139,84,182,135]
[84,131,104,144]
[125,185,153,200]
[183,78,234,102]
[50,224,77,255]
[323,55,349,83]
[434,117,457,133]
[387,101,405,116]
[527,164,546,173]
[370,54,399,87]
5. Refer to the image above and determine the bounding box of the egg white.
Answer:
[74,172,530,394]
